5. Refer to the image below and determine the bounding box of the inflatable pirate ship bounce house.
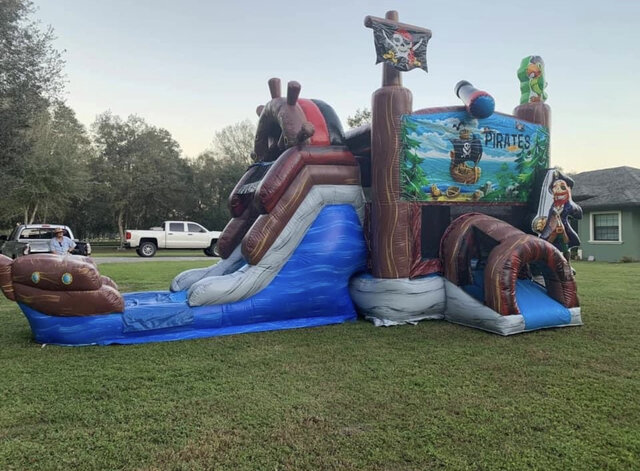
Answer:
[0,11,583,346]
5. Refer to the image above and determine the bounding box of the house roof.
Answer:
[571,166,640,210]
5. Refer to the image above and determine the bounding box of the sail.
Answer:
[450,137,483,166]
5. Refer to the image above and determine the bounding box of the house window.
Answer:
[591,212,622,242]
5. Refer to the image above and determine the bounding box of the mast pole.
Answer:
[368,10,413,278]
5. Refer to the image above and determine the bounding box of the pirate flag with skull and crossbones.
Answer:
[371,20,430,72]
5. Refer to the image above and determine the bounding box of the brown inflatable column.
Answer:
[513,102,550,129]
[369,10,413,279]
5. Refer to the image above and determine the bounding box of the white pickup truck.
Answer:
[124,221,221,257]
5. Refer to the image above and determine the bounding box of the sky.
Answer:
[33,0,639,173]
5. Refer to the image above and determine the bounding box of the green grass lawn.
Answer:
[1,261,638,470]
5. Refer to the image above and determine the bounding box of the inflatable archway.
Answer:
[440,213,579,315]
[436,213,581,334]
[484,233,579,315]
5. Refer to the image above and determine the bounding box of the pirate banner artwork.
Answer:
[400,110,550,203]
[371,20,430,72]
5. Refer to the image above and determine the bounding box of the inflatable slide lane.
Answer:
[439,213,582,335]
[0,80,368,346]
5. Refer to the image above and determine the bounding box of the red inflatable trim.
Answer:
[298,99,330,147]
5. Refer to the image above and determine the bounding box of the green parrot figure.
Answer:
[517,56,548,104]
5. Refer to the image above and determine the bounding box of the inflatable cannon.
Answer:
[454,80,495,119]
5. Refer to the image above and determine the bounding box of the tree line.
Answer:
[1,2,371,241]
[1,1,254,240]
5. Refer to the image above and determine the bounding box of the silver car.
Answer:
[1,224,91,259]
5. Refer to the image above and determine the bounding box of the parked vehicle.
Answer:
[1,224,92,259]
[124,221,221,257]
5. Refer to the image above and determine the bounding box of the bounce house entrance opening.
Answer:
[461,227,501,301]
[420,206,450,259]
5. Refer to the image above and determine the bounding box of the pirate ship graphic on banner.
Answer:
[449,127,483,184]
[400,110,550,203]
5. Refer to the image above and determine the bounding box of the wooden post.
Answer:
[365,11,422,278]
[513,102,551,129]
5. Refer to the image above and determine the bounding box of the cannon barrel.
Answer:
[455,80,495,119]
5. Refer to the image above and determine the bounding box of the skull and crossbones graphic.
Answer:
[462,142,472,159]
[382,29,423,66]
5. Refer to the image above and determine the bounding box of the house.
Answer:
[571,166,640,262]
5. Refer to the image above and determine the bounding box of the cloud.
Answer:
[415,148,449,159]
[408,131,450,153]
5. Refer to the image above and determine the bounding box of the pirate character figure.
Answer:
[538,173,582,263]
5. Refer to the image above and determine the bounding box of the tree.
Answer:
[189,120,256,230]
[89,113,192,241]
[400,117,429,200]
[0,0,65,199]
[1,102,91,223]
[346,108,372,128]
[210,120,255,166]
[515,129,550,202]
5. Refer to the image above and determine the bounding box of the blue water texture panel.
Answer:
[20,205,367,346]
